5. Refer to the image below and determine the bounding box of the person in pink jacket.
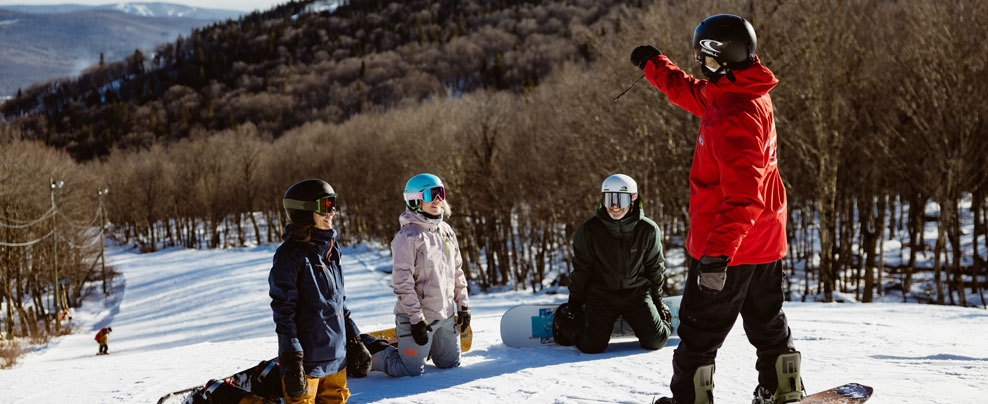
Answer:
[370,173,470,377]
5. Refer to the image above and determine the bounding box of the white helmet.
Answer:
[601,174,637,194]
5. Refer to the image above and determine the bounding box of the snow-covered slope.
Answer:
[0,244,984,403]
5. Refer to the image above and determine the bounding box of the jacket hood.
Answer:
[399,209,442,231]
[704,56,778,101]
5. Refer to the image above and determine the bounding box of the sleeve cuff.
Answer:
[278,336,303,354]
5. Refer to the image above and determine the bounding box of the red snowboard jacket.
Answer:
[643,55,787,265]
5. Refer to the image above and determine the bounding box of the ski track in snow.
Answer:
[1,243,986,403]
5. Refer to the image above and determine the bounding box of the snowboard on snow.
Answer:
[364,321,473,352]
[156,358,283,404]
[499,295,682,348]
[800,383,873,404]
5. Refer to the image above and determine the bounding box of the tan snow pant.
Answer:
[281,367,349,404]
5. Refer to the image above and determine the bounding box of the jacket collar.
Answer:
[400,209,442,232]
[702,56,778,102]
[595,200,643,238]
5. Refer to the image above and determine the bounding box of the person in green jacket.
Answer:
[553,174,672,353]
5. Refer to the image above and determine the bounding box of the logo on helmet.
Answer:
[699,39,729,56]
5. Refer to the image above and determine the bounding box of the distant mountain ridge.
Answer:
[0,2,241,20]
[0,3,242,96]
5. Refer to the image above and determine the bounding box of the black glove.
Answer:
[649,286,662,307]
[346,334,372,378]
[410,320,432,346]
[657,300,672,324]
[363,336,393,354]
[697,255,729,295]
[279,351,307,398]
[630,45,661,69]
[456,308,471,333]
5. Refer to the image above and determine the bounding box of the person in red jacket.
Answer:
[95,327,111,355]
[630,14,801,404]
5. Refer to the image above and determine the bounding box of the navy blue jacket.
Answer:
[269,228,359,377]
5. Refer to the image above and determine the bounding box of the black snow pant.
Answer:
[99,344,108,354]
[669,257,796,403]
[572,288,671,353]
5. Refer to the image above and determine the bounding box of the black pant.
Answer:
[670,257,795,402]
[573,289,671,353]
[99,344,108,354]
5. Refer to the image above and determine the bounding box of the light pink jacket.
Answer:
[391,210,470,324]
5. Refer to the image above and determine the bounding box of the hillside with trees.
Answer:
[1,0,640,160]
[1,0,986,344]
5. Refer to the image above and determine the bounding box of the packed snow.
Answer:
[0,242,985,404]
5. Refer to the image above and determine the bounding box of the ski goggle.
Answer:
[602,192,633,209]
[404,186,445,203]
[283,195,337,215]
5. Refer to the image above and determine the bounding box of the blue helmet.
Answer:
[403,173,445,209]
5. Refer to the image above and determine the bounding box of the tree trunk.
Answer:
[876,195,888,296]
[248,212,262,245]
[932,207,947,305]
[819,187,839,302]
[862,196,878,302]
[904,193,924,302]
[236,213,246,247]
[947,198,966,306]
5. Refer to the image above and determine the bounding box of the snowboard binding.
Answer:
[752,351,804,404]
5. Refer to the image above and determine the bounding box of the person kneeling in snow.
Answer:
[370,173,470,377]
[552,174,672,353]
[269,179,372,404]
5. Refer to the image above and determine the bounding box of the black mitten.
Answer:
[456,308,471,333]
[410,321,433,346]
[346,334,372,378]
[630,45,661,69]
[279,351,307,398]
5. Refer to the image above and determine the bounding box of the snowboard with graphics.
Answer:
[500,295,681,348]
[800,383,873,404]
[156,358,282,404]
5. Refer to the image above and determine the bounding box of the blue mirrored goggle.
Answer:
[404,186,445,203]
[602,192,633,209]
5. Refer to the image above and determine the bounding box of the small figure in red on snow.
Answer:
[95,327,112,355]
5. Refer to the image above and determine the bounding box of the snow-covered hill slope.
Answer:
[0,244,984,403]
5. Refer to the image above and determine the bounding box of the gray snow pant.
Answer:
[371,314,460,377]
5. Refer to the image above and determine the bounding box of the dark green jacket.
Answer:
[569,201,665,304]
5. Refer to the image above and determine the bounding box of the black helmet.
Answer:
[283,179,336,225]
[692,14,757,79]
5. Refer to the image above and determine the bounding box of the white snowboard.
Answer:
[499,295,682,348]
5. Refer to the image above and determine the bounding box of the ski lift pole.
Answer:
[99,188,109,297]
[50,177,63,331]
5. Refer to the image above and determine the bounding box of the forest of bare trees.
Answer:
[1,0,986,340]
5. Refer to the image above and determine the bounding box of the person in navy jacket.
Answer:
[270,179,370,404]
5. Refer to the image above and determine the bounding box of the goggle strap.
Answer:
[283,198,316,211]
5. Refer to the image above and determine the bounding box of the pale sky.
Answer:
[0,0,290,12]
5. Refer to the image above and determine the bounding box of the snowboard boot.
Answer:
[692,364,715,404]
[551,303,576,346]
[751,351,804,404]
